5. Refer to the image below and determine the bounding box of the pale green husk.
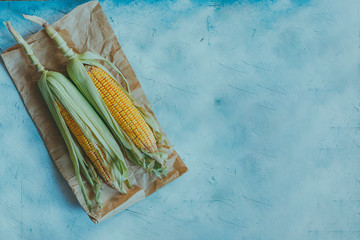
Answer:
[38,71,129,194]
[24,15,172,178]
[5,21,129,211]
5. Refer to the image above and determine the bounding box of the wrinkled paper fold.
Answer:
[1,1,187,223]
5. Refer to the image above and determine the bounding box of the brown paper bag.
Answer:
[1,1,187,223]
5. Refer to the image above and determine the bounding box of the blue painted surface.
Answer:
[0,0,359,239]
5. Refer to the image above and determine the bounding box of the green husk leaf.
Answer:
[5,20,99,209]
[38,72,95,209]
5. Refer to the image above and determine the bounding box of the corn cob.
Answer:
[56,102,113,185]
[5,21,129,210]
[87,66,158,153]
[24,15,171,177]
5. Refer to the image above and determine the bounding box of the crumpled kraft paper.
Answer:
[1,1,187,223]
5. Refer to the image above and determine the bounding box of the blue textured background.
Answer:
[0,0,359,239]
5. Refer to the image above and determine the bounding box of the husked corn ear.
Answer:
[87,66,158,153]
[56,102,113,185]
